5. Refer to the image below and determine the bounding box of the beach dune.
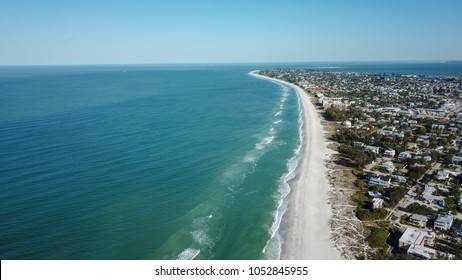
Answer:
[250,70,342,260]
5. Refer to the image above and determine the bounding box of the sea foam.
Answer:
[263,85,304,260]
[177,248,200,260]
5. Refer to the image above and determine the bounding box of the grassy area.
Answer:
[366,227,390,249]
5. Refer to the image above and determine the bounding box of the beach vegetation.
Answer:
[354,179,368,189]
[324,107,348,122]
[383,187,406,207]
[356,206,389,221]
[366,227,390,249]
[407,202,437,218]
[352,169,363,176]
[338,145,376,168]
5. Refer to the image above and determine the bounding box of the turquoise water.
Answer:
[0,65,301,259]
[1,62,460,260]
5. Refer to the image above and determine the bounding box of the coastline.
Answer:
[250,70,342,259]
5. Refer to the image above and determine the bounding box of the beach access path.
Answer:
[250,71,342,260]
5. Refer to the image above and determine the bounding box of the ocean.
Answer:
[1,62,461,259]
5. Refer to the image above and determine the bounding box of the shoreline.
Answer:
[250,70,342,259]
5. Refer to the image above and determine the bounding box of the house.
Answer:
[452,155,462,164]
[353,141,365,148]
[407,244,438,260]
[406,143,419,151]
[422,184,437,201]
[369,175,391,188]
[366,117,376,122]
[423,156,432,162]
[435,170,450,181]
[342,120,352,128]
[368,191,383,198]
[364,145,380,154]
[395,132,405,139]
[435,198,446,207]
[399,228,435,247]
[380,129,394,136]
[394,176,407,184]
[432,124,445,131]
[382,161,396,173]
[398,151,412,160]
[384,149,396,158]
[452,220,462,237]
[409,214,429,228]
[372,198,384,209]
[434,214,454,231]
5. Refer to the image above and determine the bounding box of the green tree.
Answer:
[366,227,390,249]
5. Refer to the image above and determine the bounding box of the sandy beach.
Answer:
[250,70,342,260]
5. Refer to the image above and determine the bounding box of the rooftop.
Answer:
[399,228,435,247]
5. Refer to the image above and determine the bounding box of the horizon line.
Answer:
[1,59,462,67]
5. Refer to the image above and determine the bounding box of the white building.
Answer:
[372,198,384,209]
[364,145,380,154]
[342,120,352,128]
[353,141,365,148]
[398,151,412,160]
[435,170,450,181]
[434,214,454,231]
[407,245,438,260]
[368,191,383,198]
[369,175,391,188]
[399,228,435,248]
[409,214,429,228]
[384,149,396,158]
[399,228,436,259]
[382,161,396,173]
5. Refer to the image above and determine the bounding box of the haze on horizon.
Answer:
[1,0,461,65]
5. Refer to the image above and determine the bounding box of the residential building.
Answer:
[398,151,412,160]
[434,214,454,231]
[372,198,384,209]
[352,141,365,148]
[399,228,435,249]
[394,176,407,184]
[435,170,450,181]
[364,145,380,154]
[399,228,436,260]
[382,161,396,173]
[384,149,396,158]
[369,175,391,188]
[407,245,437,260]
[409,214,429,228]
[406,143,419,151]
[368,191,383,198]
[342,120,352,128]
[452,155,462,164]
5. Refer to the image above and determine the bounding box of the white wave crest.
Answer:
[263,88,304,260]
[274,111,282,117]
[177,248,200,260]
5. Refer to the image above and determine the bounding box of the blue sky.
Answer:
[1,0,461,65]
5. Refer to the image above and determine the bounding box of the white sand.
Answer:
[250,71,342,260]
